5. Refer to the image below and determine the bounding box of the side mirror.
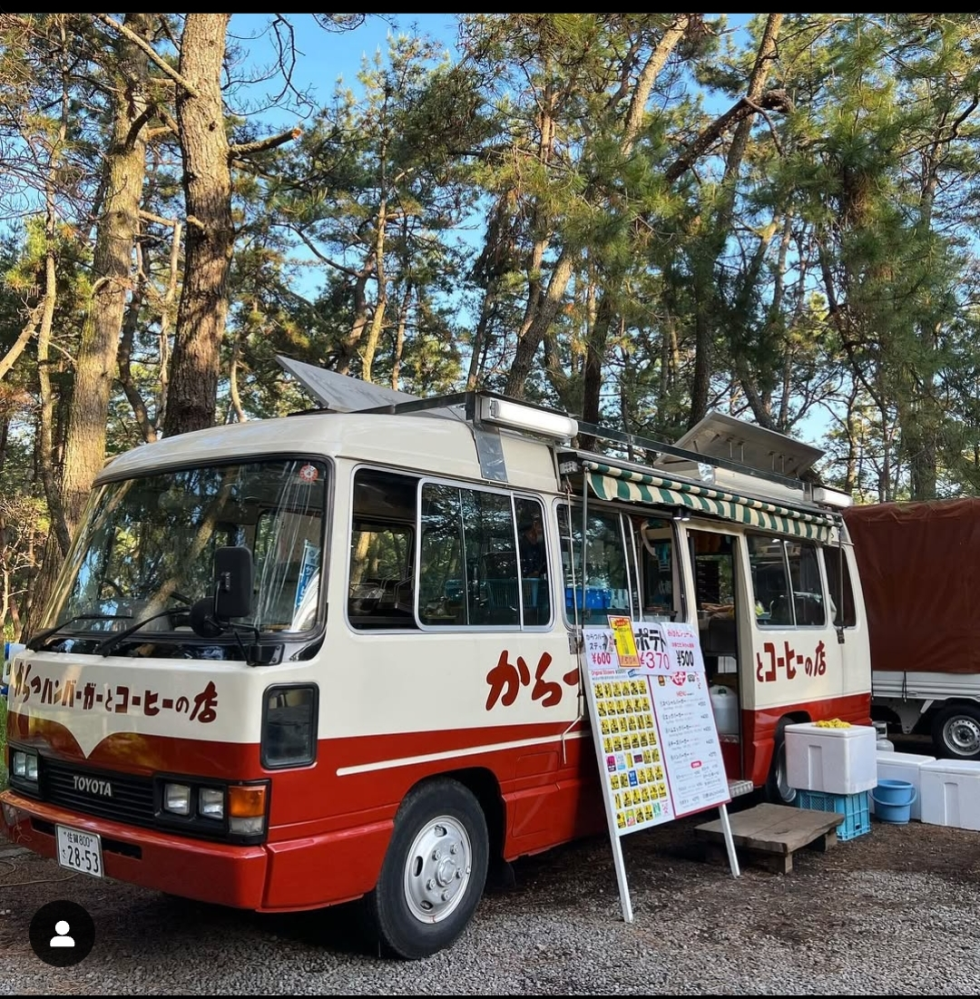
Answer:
[214,546,253,621]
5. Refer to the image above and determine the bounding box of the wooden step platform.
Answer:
[695,802,843,874]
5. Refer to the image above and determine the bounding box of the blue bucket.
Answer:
[871,778,916,824]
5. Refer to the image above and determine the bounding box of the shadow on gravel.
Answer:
[151,892,377,958]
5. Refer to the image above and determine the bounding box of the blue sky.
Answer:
[226,14,460,126]
[225,14,753,123]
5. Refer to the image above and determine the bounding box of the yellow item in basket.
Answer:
[814,718,852,728]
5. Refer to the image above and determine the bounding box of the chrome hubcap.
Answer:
[403,816,472,923]
[944,716,980,756]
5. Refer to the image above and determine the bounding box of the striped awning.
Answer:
[584,461,836,542]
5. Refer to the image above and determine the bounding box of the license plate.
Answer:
[56,825,103,879]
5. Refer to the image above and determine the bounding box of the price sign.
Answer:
[582,618,738,921]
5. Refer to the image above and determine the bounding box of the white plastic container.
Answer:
[784,722,878,795]
[872,751,935,821]
[709,685,739,736]
[920,759,980,831]
[873,721,894,752]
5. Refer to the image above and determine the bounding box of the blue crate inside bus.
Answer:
[795,788,871,841]
[565,586,613,610]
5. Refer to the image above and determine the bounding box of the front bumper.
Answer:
[1,789,394,911]
[1,789,268,908]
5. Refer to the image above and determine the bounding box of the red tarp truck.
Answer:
[843,497,980,760]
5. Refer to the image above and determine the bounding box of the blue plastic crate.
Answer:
[795,788,871,841]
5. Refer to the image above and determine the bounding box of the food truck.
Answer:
[1,359,871,959]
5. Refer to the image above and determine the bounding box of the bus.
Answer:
[1,360,871,959]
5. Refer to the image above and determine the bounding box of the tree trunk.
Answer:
[391,282,412,390]
[338,269,372,375]
[58,12,153,535]
[118,263,157,443]
[579,293,614,449]
[505,246,576,398]
[162,13,233,437]
[23,236,62,639]
[687,14,785,429]
[360,203,389,384]
[229,335,247,422]
[0,302,44,382]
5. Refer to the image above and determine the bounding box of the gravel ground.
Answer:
[2,795,979,996]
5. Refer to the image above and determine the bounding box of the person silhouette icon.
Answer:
[30,899,94,966]
[50,920,75,948]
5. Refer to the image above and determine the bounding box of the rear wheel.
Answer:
[764,719,797,805]
[932,704,980,760]
[361,778,489,960]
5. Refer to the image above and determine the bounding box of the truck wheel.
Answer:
[361,777,489,960]
[764,719,797,805]
[932,704,980,760]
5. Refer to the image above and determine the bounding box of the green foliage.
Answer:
[7,11,980,632]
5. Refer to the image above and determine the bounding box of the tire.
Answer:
[932,704,980,761]
[764,719,797,805]
[361,778,489,960]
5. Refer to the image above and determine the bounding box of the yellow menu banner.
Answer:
[607,615,640,668]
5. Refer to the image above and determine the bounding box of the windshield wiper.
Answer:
[95,605,189,657]
[27,613,134,651]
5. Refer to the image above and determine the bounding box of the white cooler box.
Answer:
[920,759,980,831]
[871,751,935,822]
[785,722,877,795]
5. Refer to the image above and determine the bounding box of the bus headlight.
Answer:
[261,684,318,768]
[198,787,225,820]
[163,782,192,815]
[12,750,38,781]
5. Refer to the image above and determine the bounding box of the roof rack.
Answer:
[349,389,810,492]
[275,355,824,495]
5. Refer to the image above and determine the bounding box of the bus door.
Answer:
[684,527,744,779]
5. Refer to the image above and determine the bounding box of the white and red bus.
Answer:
[1,368,871,959]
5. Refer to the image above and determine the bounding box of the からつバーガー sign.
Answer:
[9,661,219,723]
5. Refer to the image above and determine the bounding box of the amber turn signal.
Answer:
[228,783,267,818]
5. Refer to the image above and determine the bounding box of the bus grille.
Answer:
[41,759,155,826]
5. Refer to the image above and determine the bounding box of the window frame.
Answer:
[415,475,554,633]
[344,463,556,635]
[344,463,421,635]
[820,539,858,630]
[748,531,828,631]
[556,499,642,629]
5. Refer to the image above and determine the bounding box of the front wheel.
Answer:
[932,704,980,760]
[362,778,489,960]
[764,719,797,805]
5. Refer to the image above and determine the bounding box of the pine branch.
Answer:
[139,209,179,228]
[228,127,302,160]
[94,13,199,98]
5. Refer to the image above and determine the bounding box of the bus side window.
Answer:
[748,535,793,626]
[348,468,418,630]
[515,497,550,626]
[558,503,633,625]
[823,543,856,627]
[419,483,521,628]
[638,518,677,621]
[786,540,826,627]
[748,534,827,627]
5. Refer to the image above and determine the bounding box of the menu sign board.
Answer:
[583,619,738,919]
[585,621,730,824]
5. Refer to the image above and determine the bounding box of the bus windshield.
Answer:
[43,458,329,644]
